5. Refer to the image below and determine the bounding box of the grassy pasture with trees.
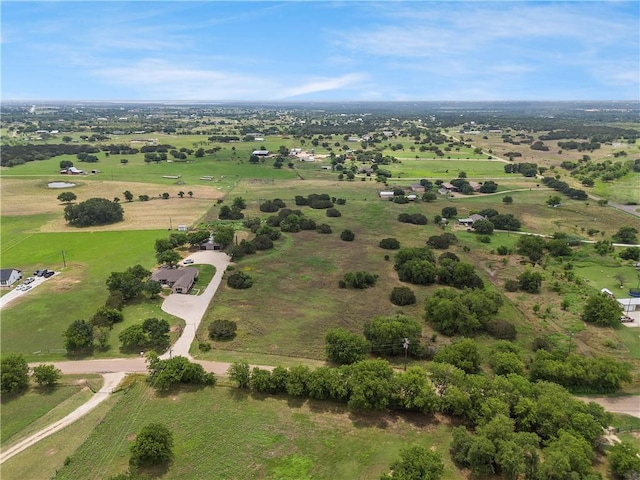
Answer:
[2,104,640,477]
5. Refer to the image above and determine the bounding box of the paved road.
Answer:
[577,395,640,418]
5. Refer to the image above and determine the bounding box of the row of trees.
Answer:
[1,354,62,393]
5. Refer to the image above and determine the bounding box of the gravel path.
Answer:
[0,372,126,464]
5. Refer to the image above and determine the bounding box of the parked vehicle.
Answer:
[43,271,55,278]
[183,259,194,265]
[620,315,634,323]
[23,277,35,284]
[34,269,47,276]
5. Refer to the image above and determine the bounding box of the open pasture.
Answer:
[52,381,459,480]
[1,178,220,232]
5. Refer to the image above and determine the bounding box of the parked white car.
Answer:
[183,259,194,265]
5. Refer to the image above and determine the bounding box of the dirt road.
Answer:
[0,372,126,464]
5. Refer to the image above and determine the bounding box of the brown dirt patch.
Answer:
[46,448,58,456]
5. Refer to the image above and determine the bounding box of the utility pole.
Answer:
[567,331,573,355]
[61,250,67,268]
[403,338,410,371]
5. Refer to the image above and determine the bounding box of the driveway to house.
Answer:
[0,273,57,310]
[160,250,231,359]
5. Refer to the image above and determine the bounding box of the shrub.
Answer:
[398,213,428,225]
[316,223,332,234]
[252,234,274,251]
[389,286,416,306]
[326,208,341,217]
[129,423,174,468]
[518,270,543,293]
[227,272,253,289]
[342,271,378,289]
[325,328,370,365]
[259,200,280,212]
[486,319,517,340]
[504,279,519,292]
[208,320,238,340]
[340,229,355,241]
[379,237,400,250]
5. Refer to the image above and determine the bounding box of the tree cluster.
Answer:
[541,176,588,200]
[119,318,171,351]
[424,288,504,337]
[503,162,538,177]
[146,353,216,391]
[395,247,483,289]
[64,197,124,227]
[398,213,428,225]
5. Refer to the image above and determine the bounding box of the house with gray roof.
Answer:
[151,267,199,294]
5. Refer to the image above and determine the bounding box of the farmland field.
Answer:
[51,381,460,480]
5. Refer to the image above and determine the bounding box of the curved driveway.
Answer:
[160,250,230,359]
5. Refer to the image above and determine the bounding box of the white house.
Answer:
[379,191,395,199]
[0,269,22,287]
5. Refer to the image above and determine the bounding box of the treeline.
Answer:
[541,176,588,200]
[1,143,100,167]
[504,162,538,177]
[223,358,619,479]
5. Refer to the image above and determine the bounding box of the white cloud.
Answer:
[280,73,368,98]
[93,60,367,100]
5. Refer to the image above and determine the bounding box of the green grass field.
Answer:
[0,229,174,361]
[52,381,460,480]
[1,374,103,447]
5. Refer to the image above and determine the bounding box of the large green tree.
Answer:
[381,445,444,480]
[582,293,622,327]
[1,354,30,393]
[129,423,174,468]
[363,314,422,356]
[32,364,62,387]
[63,319,94,353]
[325,328,370,365]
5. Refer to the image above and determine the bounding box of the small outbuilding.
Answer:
[252,150,270,157]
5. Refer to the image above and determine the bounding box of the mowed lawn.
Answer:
[53,381,460,480]
[0,228,168,360]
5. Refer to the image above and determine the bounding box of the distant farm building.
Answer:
[458,214,486,227]
[60,167,85,175]
[379,191,395,199]
[252,150,270,157]
[409,183,426,193]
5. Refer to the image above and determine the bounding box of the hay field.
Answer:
[1,178,222,231]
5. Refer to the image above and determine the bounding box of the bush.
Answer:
[340,229,355,241]
[379,237,400,250]
[486,319,517,340]
[504,279,519,292]
[325,328,371,365]
[326,208,341,217]
[389,286,416,306]
[259,200,280,213]
[398,213,428,225]
[252,234,274,251]
[227,272,253,289]
[342,271,378,289]
[316,223,332,234]
[208,320,238,340]
[1,354,30,393]
[518,269,543,293]
[129,423,174,468]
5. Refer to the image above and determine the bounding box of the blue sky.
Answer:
[2,1,638,101]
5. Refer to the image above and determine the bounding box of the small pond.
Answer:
[48,182,77,188]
